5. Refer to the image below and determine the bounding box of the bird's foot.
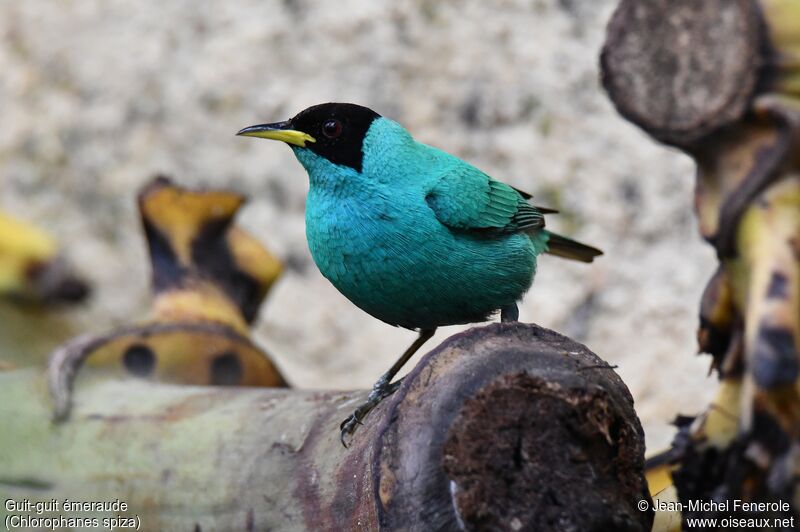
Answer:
[500,302,519,323]
[340,378,403,447]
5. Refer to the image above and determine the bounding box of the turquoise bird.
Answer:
[238,103,601,445]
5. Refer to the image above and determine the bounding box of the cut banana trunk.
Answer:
[48,177,288,421]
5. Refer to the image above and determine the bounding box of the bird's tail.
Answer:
[544,231,603,263]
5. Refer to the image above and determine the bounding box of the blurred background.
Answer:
[0,0,717,450]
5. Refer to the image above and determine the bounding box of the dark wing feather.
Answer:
[510,185,558,214]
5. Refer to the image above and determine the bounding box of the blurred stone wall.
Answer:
[0,0,717,449]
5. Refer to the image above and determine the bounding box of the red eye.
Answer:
[322,119,343,139]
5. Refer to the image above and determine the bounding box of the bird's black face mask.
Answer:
[237,102,380,172]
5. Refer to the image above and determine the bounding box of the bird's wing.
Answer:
[425,166,545,235]
[509,185,559,213]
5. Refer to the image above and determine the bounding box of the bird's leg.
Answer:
[340,328,436,447]
[500,302,519,322]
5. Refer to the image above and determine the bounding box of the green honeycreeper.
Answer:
[238,103,601,445]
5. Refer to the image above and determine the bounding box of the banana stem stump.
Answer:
[0,323,651,531]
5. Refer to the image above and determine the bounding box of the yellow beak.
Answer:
[236,121,316,147]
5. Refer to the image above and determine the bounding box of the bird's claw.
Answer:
[339,379,404,448]
[339,409,366,448]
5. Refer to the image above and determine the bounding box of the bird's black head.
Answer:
[238,103,381,172]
